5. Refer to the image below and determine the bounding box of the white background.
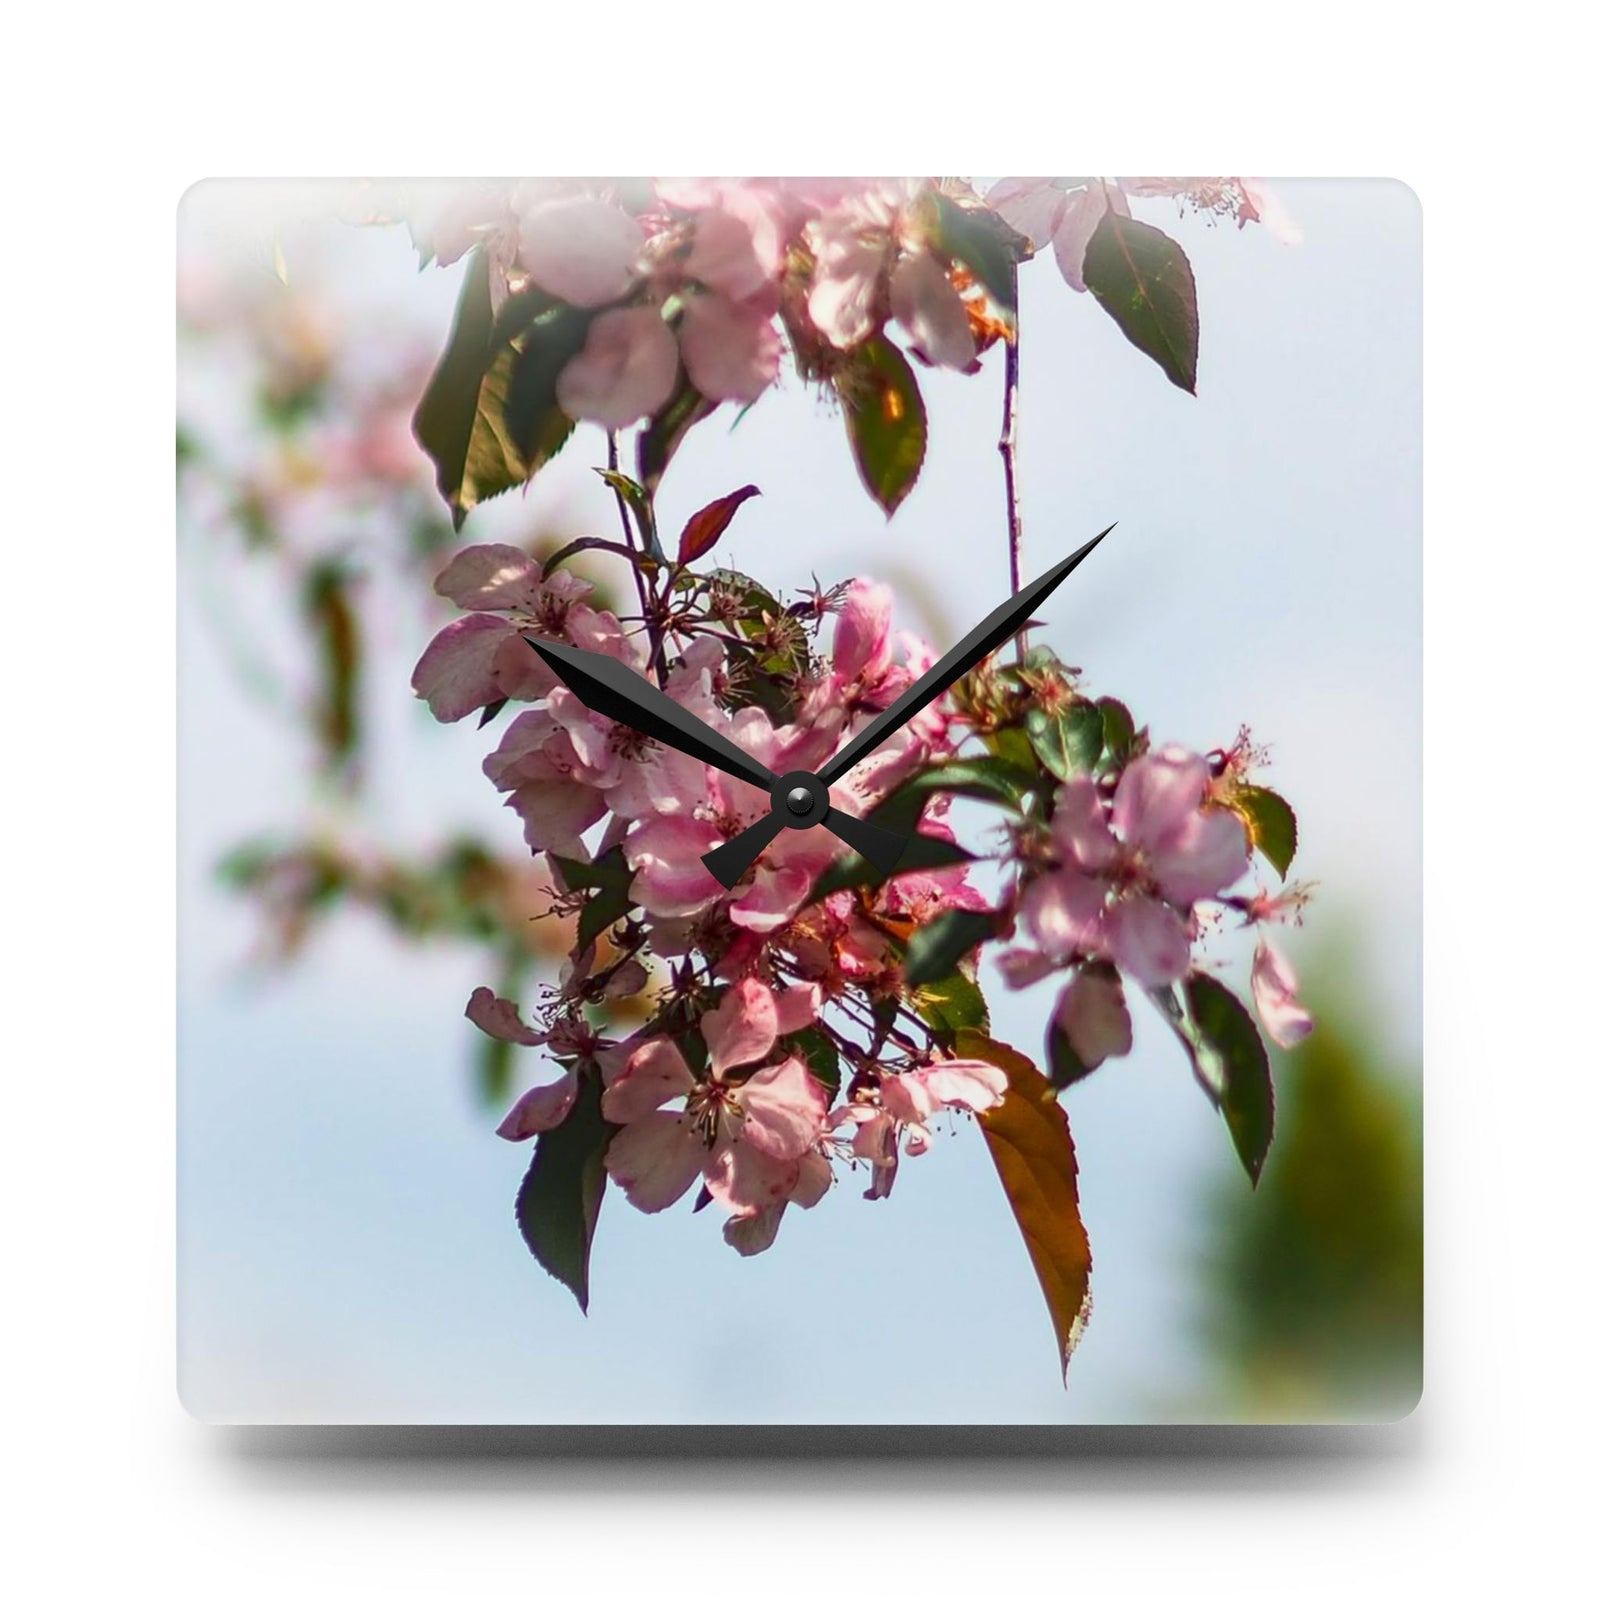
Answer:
[6,1,1595,1593]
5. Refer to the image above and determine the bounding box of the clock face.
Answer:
[175,177,1422,1428]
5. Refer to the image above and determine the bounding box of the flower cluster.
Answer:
[1002,740,1315,1076]
[413,510,1315,1269]
[404,175,1295,519]
[400,177,1310,1373]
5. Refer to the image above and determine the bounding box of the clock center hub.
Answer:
[773,770,828,830]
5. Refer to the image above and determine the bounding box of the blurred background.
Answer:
[177,178,1420,1422]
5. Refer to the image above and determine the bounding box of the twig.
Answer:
[999,330,1023,602]
[608,432,669,686]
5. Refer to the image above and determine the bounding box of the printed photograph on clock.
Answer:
[176,177,1421,1424]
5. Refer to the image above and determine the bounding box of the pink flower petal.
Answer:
[517,197,642,308]
[986,177,1072,250]
[734,1056,828,1160]
[678,293,780,404]
[1112,745,1212,856]
[506,781,607,861]
[601,1037,696,1123]
[1049,184,1111,292]
[702,977,779,1073]
[465,985,544,1046]
[772,981,823,1037]
[728,866,811,935]
[556,305,680,429]
[684,209,770,301]
[914,1062,1008,1114]
[1052,967,1133,1068]
[411,614,515,723]
[1239,179,1303,245]
[1151,806,1250,908]
[1251,937,1315,1047]
[604,1110,706,1213]
[1052,777,1117,871]
[889,249,976,370]
[432,543,547,611]
[807,216,887,350]
[496,1070,579,1140]
[704,1140,803,1217]
[722,1204,786,1256]
[1105,894,1193,988]
[789,1149,833,1208]
[623,814,724,917]
[833,578,894,684]
[1021,867,1107,961]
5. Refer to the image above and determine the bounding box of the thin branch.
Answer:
[999,330,1023,602]
[608,432,669,686]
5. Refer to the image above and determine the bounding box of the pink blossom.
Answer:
[806,182,976,370]
[556,305,680,428]
[1018,746,1250,988]
[989,176,1299,293]
[601,978,830,1216]
[518,197,643,308]
[834,1061,1007,1199]
[410,546,602,722]
[462,987,583,1140]
[678,293,781,404]
[1052,965,1133,1069]
[987,177,1130,292]
[410,614,545,723]
[1251,936,1315,1047]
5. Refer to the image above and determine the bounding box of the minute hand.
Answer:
[814,525,1114,787]
[529,638,776,790]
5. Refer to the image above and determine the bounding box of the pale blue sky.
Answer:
[177,178,1419,1422]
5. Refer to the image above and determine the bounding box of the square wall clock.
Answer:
[177,177,1420,1424]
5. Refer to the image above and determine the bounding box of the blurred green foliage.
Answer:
[1198,939,1422,1418]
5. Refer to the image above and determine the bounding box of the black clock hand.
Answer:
[529,639,909,886]
[815,524,1113,787]
[531,638,774,790]
[702,526,1111,878]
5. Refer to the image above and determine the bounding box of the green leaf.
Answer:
[514,1069,615,1311]
[1046,1014,1096,1091]
[502,297,594,468]
[931,193,1024,318]
[1082,212,1199,394]
[639,374,716,492]
[1027,701,1104,782]
[910,967,989,1044]
[594,468,659,556]
[983,725,1041,773]
[958,1030,1093,1385]
[841,335,927,515]
[809,832,976,902]
[1096,696,1137,766]
[904,907,995,987]
[1229,784,1298,878]
[300,558,361,775]
[1181,972,1276,1186]
[413,249,517,525]
[789,1026,841,1104]
[476,1029,516,1105]
[868,756,1039,835]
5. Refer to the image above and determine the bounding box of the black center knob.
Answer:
[773,770,828,830]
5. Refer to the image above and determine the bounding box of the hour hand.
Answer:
[529,639,776,791]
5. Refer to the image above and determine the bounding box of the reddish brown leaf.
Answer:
[676,485,761,566]
[958,1029,1094,1385]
